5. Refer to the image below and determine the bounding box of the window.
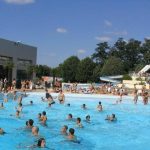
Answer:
[17,59,32,66]
[0,55,12,61]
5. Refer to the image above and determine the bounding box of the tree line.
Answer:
[30,38,150,83]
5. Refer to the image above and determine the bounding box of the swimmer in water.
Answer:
[47,103,51,108]
[16,110,20,118]
[10,110,20,118]
[66,103,70,107]
[40,111,47,125]
[30,101,33,105]
[24,101,33,106]
[81,104,87,110]
[32,126,39,136]
[67,114,73,120]
[16,103,23,113]
[85,115,90,123]
[105,114,117,122]
[97,101,103,111]
[76,117,83,128]
[18,96,23,104]
[38,113,42,121]
[0,102,4,109]
[61,125,68,135]
[67,128,77,141]
[27,119,34,129]
[0,128,6,135]
[58,90,65,104]
[17,138,46,149]
[37,138,46,148]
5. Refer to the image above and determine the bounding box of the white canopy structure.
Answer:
[138,65,150,74]
[100,77,121,84]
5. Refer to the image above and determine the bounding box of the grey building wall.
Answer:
[0,38,37,80]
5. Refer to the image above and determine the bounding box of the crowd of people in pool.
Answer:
[0,86,149,148]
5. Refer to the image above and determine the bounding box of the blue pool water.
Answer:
[0,92,150,150]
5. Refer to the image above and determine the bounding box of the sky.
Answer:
[0,0,150,67]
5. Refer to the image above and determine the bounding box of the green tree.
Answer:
[109,38,141,72]
[109,38,127,59]
[125,39,141,70]
[122,74,132,80]
[53,64,63,78]
[141,38,150,64]
[134,63,145,73]
[92,65,102,82]
[76,57,96,83]
[92,42,109,65]
[62,56,80,82]
[35,65,51,78]
[101,56,125,76]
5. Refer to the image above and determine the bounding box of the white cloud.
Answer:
[77,49,86,54]
[146,37,150,39]
[56,28,67,33]
[4,0,35,4]
[105,30,128,36]
[95,36,111,42]
[104,20,112,27]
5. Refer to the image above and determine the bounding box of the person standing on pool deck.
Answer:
[143,91,149,105]
[133,87,138,104]
[119,87,124,103]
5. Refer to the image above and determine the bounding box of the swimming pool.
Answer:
[0,92,150,150]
